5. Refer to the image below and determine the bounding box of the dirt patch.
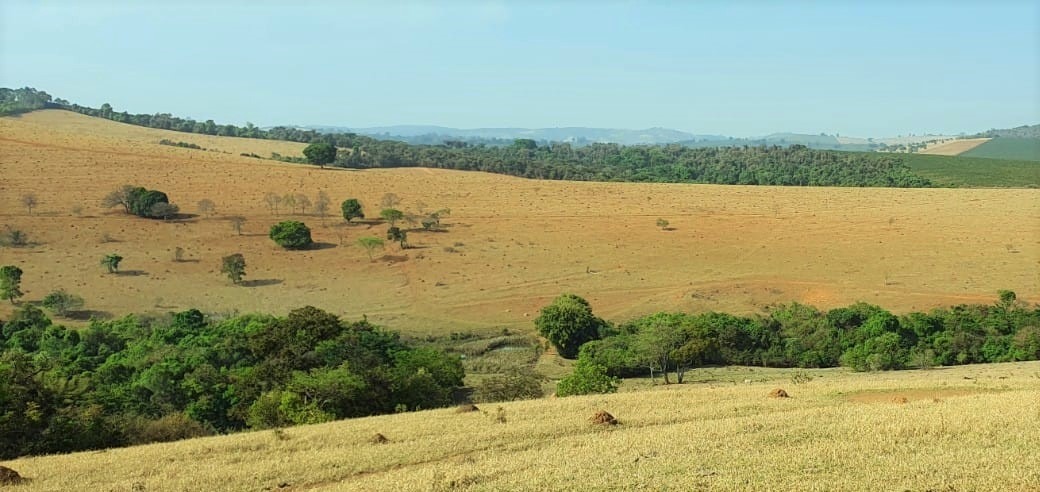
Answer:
[847,388,981,404]
[368,433,389,444]
[768,388,789,398]
[590,410,618,425]
[0,466,24,485]
[455,403,480,413]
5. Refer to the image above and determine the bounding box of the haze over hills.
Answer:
[304,124,725,145]
[302,123,965,149]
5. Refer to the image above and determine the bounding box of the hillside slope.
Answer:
[1,110,1038,333]
[4,362,1039,491]
[961,137,1040,161]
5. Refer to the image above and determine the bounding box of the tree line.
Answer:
[537,291,1040,394]
[0,305,463,459]
[6,87,934,188]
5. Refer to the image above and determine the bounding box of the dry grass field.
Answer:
[920,138,991,156]
[4,361,1039,491]
[1,110,1038,336]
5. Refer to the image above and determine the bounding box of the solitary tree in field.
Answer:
[221,253,247,284]
[303,142,337,169]
[656,218,670,230]
[380,193,402,209]
[341,199,364,223]
[21,194,38,215]
[295,194,312,215]
[197,199,217,215]
[41,289,84,317]
[229,216,247,235]
[269,221,313,249]
[387,226,407,249]
[357,236,384,261]
[380,208,404,227]
[0,265,24,304]
[264,192,282,214]
[314,191,331,224]
[101,253,123,274]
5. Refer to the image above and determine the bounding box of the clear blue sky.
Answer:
[2,1,1038,137]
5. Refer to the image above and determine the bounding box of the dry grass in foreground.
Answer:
[5,361,1040,491]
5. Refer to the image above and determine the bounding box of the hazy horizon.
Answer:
[2,1,1038,137]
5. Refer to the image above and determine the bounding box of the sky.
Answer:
[1,1,1038,137]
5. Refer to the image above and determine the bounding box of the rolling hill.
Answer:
[1,109,1037,333]
[961,137,1040,161]
[3,361,1039,491]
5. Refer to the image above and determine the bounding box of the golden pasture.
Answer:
[1,110,1037,335]
[4,361,1039,491]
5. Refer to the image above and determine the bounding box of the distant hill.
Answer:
[307,125,727,146]
[974,124,1040,139]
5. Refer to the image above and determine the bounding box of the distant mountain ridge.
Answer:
[305,125,726,145]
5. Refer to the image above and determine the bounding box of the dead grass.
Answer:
[0,111,1037,335]
[5,361,1039,491]
[920,138,991,156]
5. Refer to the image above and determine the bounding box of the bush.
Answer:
[119,413,213,446]
[341,199,364,223]
[269,221,313,249]
[41,289,84,317]
[556,361,619,396]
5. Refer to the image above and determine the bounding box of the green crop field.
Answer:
[904,153,1040,187]
[961,137,1040,161]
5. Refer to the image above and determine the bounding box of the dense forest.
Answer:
[2,87,932,187]
[0,305,463,459]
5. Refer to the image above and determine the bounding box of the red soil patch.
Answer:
[590,411,618,425]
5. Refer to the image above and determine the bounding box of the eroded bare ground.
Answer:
[1,111,1038,335]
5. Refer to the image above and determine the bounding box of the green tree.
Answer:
[41,289,84,317]
[101,253,123,273]
[269,221,313,249]
[302,142,337,169]
[341,199,364,223]
[656,218,670,230]
[556,361,619,396]
[221,253,246,284]
[386,226,407,249]
[0,265,24,304]
[380,208,404,227]
[127,187,171,218]
[534,294,606,359]
[357,236,384,260]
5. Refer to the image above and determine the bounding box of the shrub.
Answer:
[269,221,313,249]
[41,289,84,317]
[101,253,123,273]
[556,361,619,396]
[127,187,170,218]
[341,199,364,223]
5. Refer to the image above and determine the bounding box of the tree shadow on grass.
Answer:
[241,279,283,287]
[64,310,114,321]
[380,254,409,264]
[116,270,149,277]
[306,242,337,251]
